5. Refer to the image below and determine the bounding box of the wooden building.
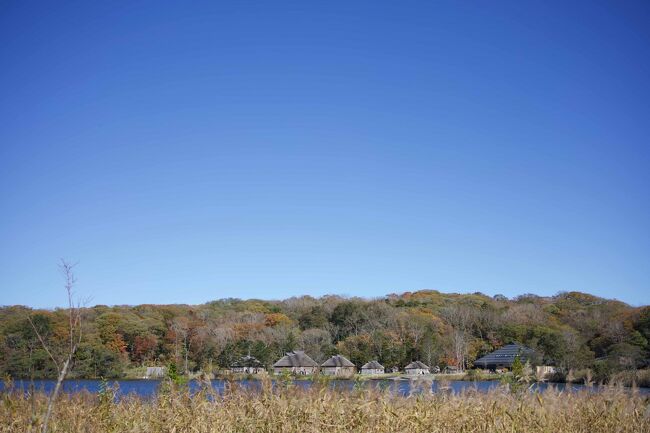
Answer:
[320,355,356,377]
[272,350,319,375]
[405,361,430,375]
[360,360,384,375]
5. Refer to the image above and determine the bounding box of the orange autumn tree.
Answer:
[265,313,292,327]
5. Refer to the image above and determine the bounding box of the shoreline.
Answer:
[4,375,649,389]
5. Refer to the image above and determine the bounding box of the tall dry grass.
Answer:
[1,379,649,433]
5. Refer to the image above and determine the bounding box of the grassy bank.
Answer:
[2,379,648,433]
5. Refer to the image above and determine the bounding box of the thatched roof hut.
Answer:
[321,354,356,376]
[321,355,355,368]
[405,361,430,374]
[360,360,384,375]
[273,351,319,375]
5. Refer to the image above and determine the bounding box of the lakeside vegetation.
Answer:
[1,378,648,433]
[1,290,648,386]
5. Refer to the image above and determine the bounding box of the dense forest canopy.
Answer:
[1,290,648,380]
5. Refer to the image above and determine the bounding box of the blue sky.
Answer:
[1,1,649,308]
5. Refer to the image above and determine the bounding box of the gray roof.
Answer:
[474,344,533,367]
[273,351,319,368]
[321,355,355,368]
[361,361,384,370]
[405,361,429,370]
[231,355,263,368]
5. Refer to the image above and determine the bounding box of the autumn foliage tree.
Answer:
[1,289,647,385]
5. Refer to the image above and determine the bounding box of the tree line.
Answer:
[1,290,648,382]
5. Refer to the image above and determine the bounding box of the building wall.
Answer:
[145,367,165,378]
[361,368,384,375]
[321,366,356,376]
[405,368,428,375]
[273,366,318,375]
[232,367,265,374]
[536,366,556,379]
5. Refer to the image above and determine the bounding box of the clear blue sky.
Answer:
[1,1,649,308]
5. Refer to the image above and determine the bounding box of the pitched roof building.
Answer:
[360,360,384,375]
[321,355,356,376]
[405,361,430,374]
[272,350,319,375]
[473,344,534,370]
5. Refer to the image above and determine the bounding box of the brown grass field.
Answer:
[1,380,649,433]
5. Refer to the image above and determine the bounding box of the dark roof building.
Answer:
[405,361,430,374]
[473,344,534,370]
[361,361,384,370]
[321,354,356,376]
[405,361,429,370]
[361,361,384,375]
[273,351,319,368]
[273,350,319,375]
[321,355,355,368]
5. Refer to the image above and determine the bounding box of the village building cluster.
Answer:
[145,343,556,379]
[221,343,552,377]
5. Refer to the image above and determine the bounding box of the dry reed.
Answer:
[1,380,649,433]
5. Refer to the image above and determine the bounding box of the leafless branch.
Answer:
[60,259,79,353]
[27,259,84,433]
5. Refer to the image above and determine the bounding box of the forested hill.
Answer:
[1,290,648,380]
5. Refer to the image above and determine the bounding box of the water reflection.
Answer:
[2,378,647,399]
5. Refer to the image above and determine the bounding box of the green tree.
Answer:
[511,355,523,377]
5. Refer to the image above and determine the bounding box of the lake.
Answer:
[3,379,648,398]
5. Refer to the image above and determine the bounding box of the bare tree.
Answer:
[421,331,442,368]
[27,260,83,433]
[171,318,190,373]
[298,328,332,363]
[441,305,473,371]
[450,328,468,371]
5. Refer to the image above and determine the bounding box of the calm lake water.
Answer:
[2,379,648,398]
